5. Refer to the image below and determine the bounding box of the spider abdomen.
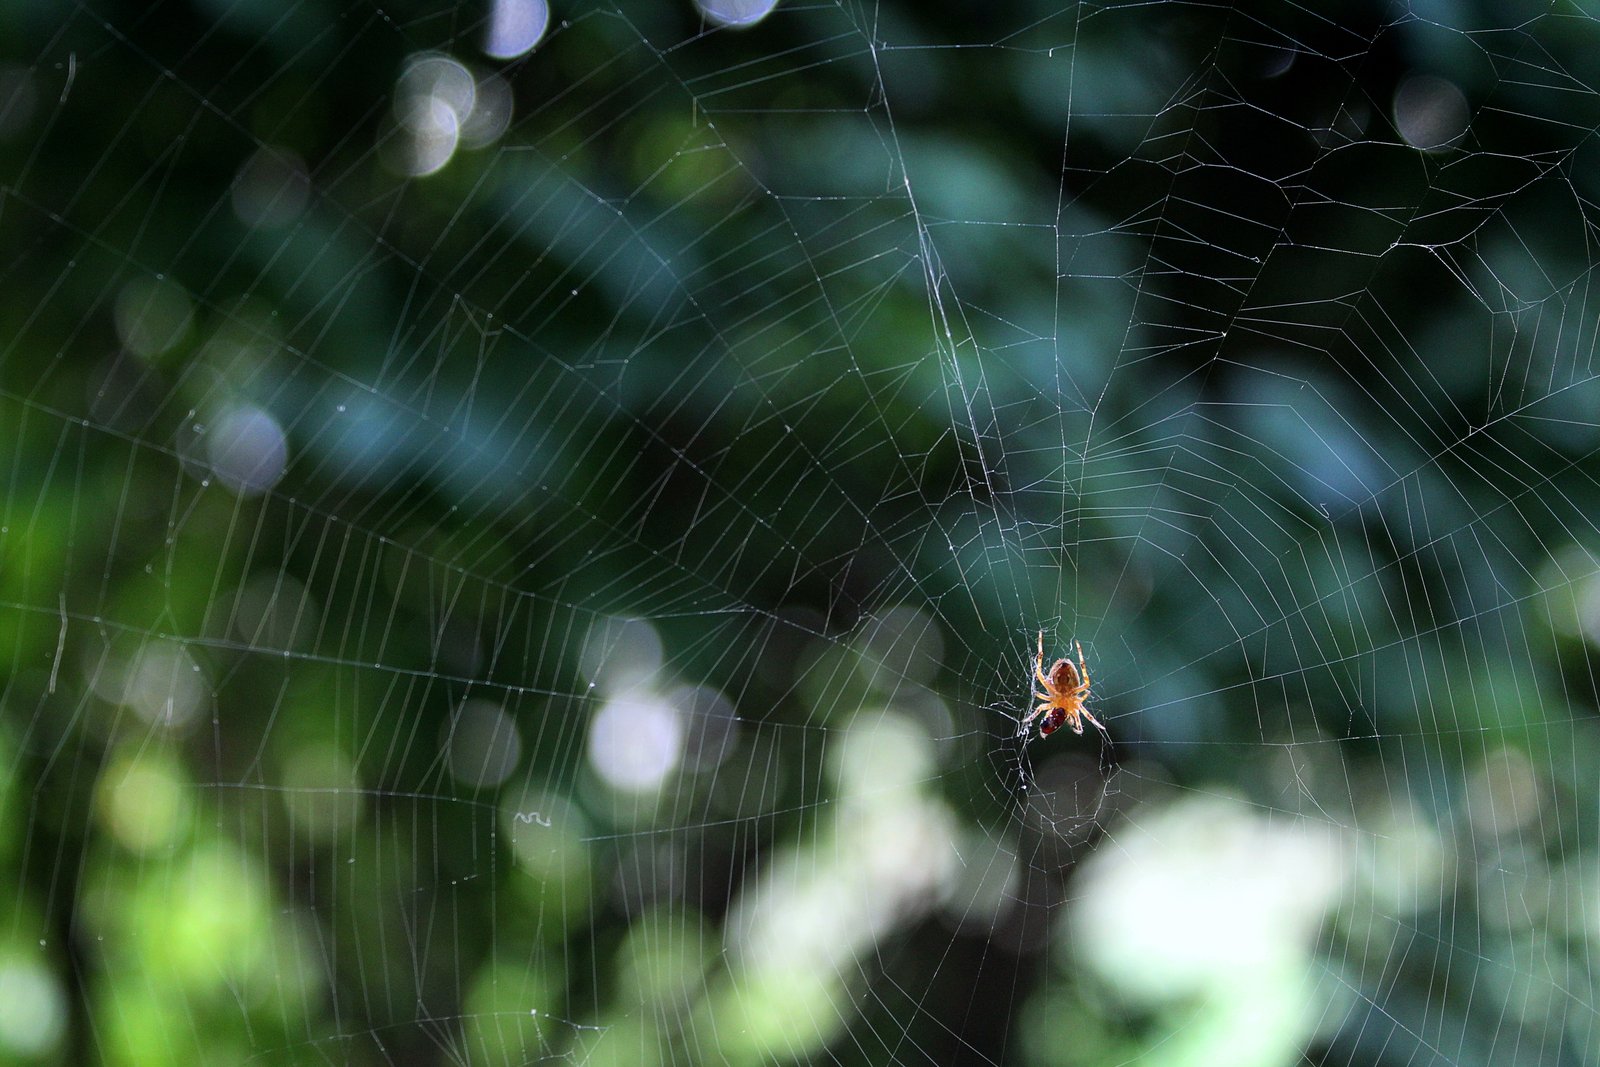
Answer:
[1049,659,1078,690]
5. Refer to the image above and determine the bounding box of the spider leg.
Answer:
[1018,700,1054,735]
[1075,640,1089,689]
[1034,630,1052,688]
[1079,706,1105,733]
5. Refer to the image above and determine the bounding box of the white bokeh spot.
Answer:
[697,0,779,28]
[205,404,289,496]
[484,0,550,60]
[588,693,683,793]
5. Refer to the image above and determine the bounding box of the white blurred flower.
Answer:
[1071,794,1347,1000]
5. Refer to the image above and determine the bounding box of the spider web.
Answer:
[1,1,1598,1065]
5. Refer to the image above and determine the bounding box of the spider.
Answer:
[1021,630,1102,738]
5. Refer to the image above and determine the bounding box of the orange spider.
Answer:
[1022,630,1102,738]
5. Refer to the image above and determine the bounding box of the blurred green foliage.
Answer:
[2,1,1600,1065]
